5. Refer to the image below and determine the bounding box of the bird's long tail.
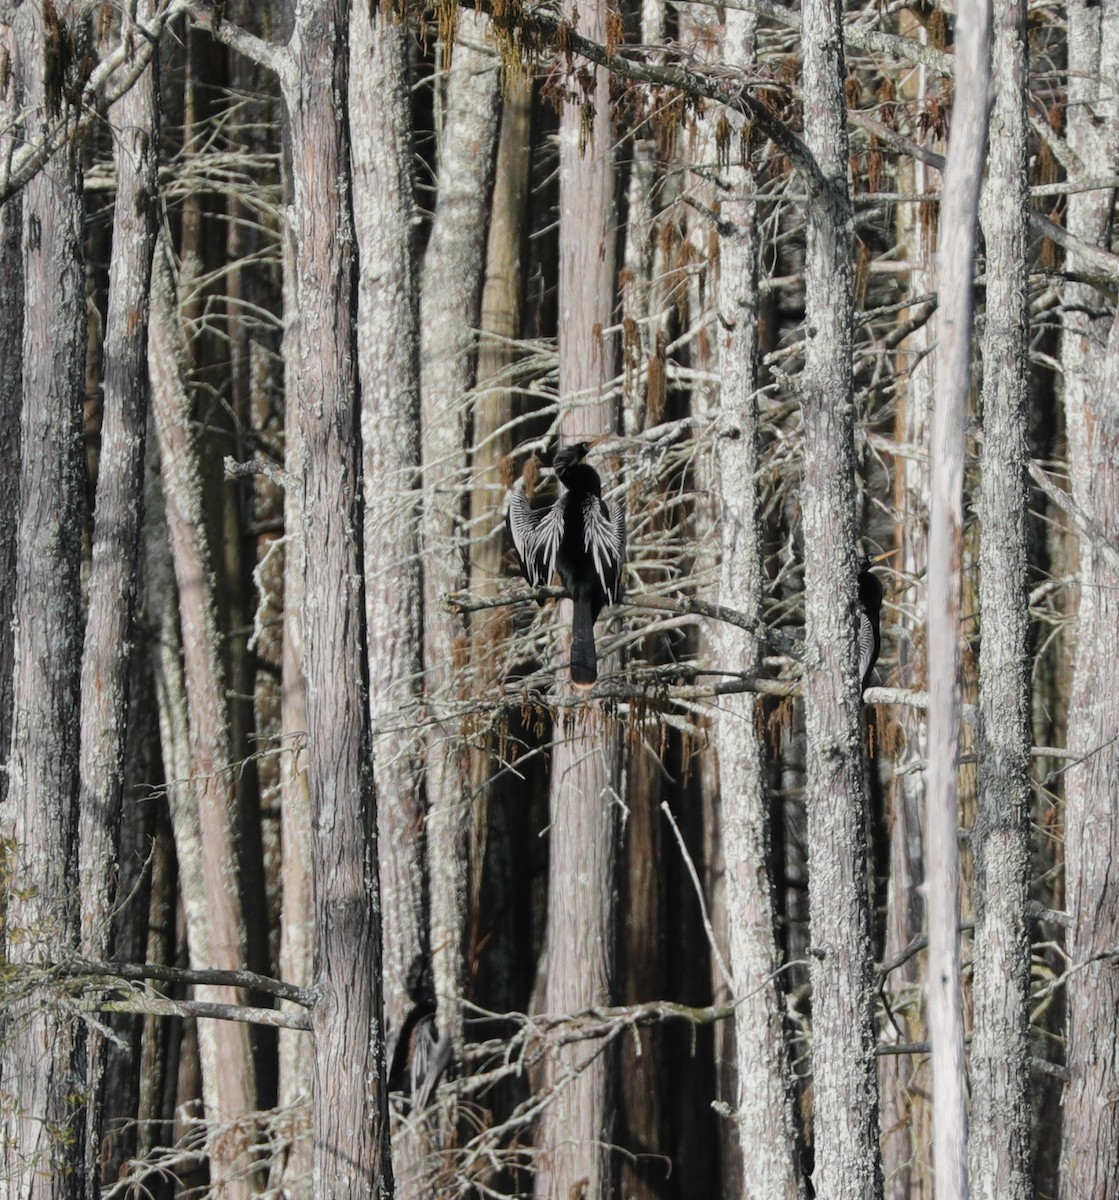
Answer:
[570,597,598,687]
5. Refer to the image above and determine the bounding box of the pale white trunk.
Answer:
[419,9,500,1058]
[926,5,991,1198]
[970,2,1031,1197]
[534,0,618,1191]
[1058,3,1119,1196]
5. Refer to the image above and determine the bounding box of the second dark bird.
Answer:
[507,442,626,687]
[857,551,894,690]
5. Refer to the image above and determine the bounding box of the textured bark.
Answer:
[533,0,618,1190]
[277,218,313,1200]
[350,4,427,1193]
[351,0,425,1043]
[1059,3,1119,1196]
[77,5,159,1188]
[419,10,500,1060]
[799,1,881,1196]
[927,6,990,1197]
[283,2,392,1192]
[0,4,86,1195]
[150,243,258,1198]
[0,17,21,811]
[0,4,86,1194]
[714,8,803,1198]
[971,2,1031,1196]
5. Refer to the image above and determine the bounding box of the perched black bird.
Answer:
[857,552,894,689]
[507,442,626,687]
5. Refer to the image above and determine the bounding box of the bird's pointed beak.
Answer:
[869,549,899,565]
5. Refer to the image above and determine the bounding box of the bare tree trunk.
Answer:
[927,6,990,1197]
[276,214,313,1200]
[467,70,532,931]
[0,16,22,811]
[77,5,159,1189]
[713,8,803,1198]
[350,4,428,1194]
[149,242,258,1198]
[283,3,392,1192]
[533,1,618,1191]
[799,1,880,1196]
[0,4,86,1194]
[351,0,425,1044]
[970,2,1031,1196]
[419,11,500,1061]
[1059,4,1119,1196]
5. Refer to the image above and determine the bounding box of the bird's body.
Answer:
[507,443,626,686]
[857,556,886,689]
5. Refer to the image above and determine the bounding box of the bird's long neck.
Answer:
[557,461,602,497]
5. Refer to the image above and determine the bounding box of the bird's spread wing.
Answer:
[583,494,625,604]
[857,607,875,685]
[507,479,564,588]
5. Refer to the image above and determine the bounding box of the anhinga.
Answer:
[387,957,453,1112]
[857,551,895,689]
[506,442,626,687]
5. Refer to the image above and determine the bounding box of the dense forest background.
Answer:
[1,0,1117,1197]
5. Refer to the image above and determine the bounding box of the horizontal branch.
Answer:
[95,995,312,1031]
[56,958,315,1007]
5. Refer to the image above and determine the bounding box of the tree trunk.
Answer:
[533,0,618,1190]
[419,9,500,1062]
[799,1,881,1196]
[1059,4,1119,1196]
[351,0,425,1047]
[282,2,392,1192]
[149,241,258,1198]
[0,4,86,1194]
[713,7,803,1198]
[0,15,22,812]
[970,2,1031,1196]
[77,4,159,1189]
[350,3,428,1193]
[927,6,990,1197]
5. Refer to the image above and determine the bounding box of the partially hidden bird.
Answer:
[506,441,626,687]
[857,551,895,690]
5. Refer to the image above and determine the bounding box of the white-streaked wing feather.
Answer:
[858,608,875,683]
[532,495,567,585]
[583,494,624,603]
[506,480,548,587]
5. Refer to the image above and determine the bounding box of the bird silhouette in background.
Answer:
[387,956,453,1112]
[507,441,626,687]
[857,551,895,690]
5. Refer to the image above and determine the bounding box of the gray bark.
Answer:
[149,242,258,1198]
[0,16,21,811]
[350,4,428,1193]
[77,5,159,1189]
[799,1,881,1196]
[283,2,392,1192]
[927,5,991,1197]
[1059,3,1119,1196]
[714,8,802,1199]
[276,216,313,1200]
[0,3,86,1194]
[533,0,618,1190]
[351,0,425,1041]
[971,2,1031,1196]
[419,9,500,1059]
